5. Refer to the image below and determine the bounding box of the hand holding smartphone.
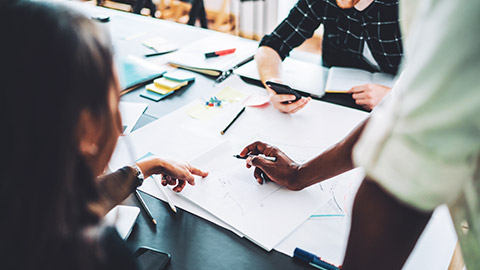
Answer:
[265,80,302,104]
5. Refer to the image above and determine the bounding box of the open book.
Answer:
[167,36,258,77]
[325,67,396,93]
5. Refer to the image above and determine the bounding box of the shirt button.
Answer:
[461,220,469,235]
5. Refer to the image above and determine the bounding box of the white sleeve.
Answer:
[353,0,480,212]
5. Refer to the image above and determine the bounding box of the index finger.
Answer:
[189,166,209,178]
[271,94,297,103]
[348,85,368,93]
[239,141,269,157]
[173,180,186,192]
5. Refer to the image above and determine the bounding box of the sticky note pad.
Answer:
[146,83,173,95]
[163,69,196,82]
[154,77,188,90]
[186,103,220,120]
[140,89,174,102]
[216,86,248,103]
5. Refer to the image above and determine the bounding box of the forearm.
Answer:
[295,119,369,189]
[255,46,283,88]
[94,167,138,215]
[341,179,432,270]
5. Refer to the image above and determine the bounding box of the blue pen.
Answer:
[294,248,339,270]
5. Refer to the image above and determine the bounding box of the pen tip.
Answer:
[152,219,157,225]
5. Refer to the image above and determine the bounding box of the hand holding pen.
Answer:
[237,141,302,189]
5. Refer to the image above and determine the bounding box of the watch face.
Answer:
[133,165,144,187]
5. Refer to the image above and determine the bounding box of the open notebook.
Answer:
[325,67,396,93]
[167,36,258,77]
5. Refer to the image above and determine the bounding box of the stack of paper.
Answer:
[182,141,331,251]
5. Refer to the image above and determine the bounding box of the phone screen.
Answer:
[136,248,170,270]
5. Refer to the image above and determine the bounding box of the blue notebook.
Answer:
[117,55,167,94]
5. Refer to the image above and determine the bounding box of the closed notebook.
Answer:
[116,55,167,94]
[325,67,396,93]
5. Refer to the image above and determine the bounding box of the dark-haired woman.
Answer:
[0,1,207,269]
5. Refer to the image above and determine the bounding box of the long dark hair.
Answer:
[0,1,117,268]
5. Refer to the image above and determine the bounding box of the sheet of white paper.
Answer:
[119,101,148,134]
[181,141,331,251]
[103,205,140,240]
[274,204,457,270]
[108,118,245,237]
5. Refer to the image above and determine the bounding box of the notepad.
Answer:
[163,69,196,82]
[325,67,396,93]
[185,86,249,120]
[215,86,248,103]
[186,102,221,120]
[154,77,188,90]
[146,83,172,95]
[140,88,174,101]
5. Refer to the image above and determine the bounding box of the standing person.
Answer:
[0,1,207,269]
[256,0,403,112]
[241,0,480,268]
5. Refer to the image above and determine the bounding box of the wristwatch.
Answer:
[131,164,145,187]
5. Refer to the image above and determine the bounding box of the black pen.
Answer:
[233,154,277,162]
[214,55,254,84]
[134,190,157,225]
[220,107,245,135]
[144,49,177,58]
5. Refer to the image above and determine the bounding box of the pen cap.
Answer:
[293,247,315,262]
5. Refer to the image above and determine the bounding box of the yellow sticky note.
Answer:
[146,83,173,95]
[186,103,220,120]
[154,77,187,90]
[216,87,247,103]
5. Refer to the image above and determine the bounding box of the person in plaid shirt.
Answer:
[256,0,403,112]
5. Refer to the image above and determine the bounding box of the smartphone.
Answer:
[135,247,170,270]
[265,81,302,104]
